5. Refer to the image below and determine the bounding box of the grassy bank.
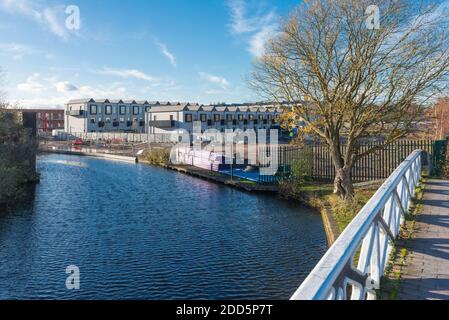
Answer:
[280,181,376,243]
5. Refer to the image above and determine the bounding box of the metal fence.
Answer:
[290,150,424,300]
[56,132,178,143]
[259,139,447,184]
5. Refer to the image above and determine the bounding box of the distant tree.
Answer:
[250,0,449,199]
[0,68,38,205]
[434,97,449,140]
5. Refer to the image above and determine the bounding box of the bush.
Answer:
[0,107,38,205]
[143,148,170,166]
[279,154,313,194]
[441,142,449,178]
[442,159,449,178]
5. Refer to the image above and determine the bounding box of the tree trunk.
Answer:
[333,165,354,199]
[328,138,355,199]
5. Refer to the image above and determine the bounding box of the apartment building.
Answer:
[65,99,152,133]
[34,109,65,133]
[146,104,283,134]
[64,98,284,134]
[7,108,64,133]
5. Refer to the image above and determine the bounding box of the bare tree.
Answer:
[250,0,449,199]
[433,97,449,140]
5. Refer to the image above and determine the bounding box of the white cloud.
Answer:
[228,0,257,34]
[97,67,157,82]
[55,81,78,93]
[0,0,69,40]
[199,72,230,90]
[0,42,53,60]
[156,42,177,67]
[227,0,278,57]
[13,79,130,108]
[42,7,68,40]
[249,25,277,58]
[17,74,46,93]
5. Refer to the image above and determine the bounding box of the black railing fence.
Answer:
[258,139,448,184]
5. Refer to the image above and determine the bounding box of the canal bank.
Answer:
[39,147,138,163]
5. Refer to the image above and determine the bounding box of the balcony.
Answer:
[66,110,85,117]
[149,120,175,128]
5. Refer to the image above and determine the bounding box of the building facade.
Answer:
[64,98,284,134]
[7,108,64,133]
[65,99,151,133]
[147,104,283,134]
[35,109,65,133]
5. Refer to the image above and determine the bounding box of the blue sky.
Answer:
[0,0,299,108]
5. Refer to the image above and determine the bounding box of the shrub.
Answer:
[143,148,170,166]
[0,107,38,205]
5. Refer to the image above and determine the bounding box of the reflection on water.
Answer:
[40,159,87,168]
[0,154,327,300]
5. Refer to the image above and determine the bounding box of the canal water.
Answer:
[0,154,326,300]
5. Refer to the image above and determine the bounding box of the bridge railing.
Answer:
[291,150,424,300]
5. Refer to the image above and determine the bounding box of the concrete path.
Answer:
[397,179,449,300]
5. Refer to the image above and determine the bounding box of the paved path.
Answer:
[397,179,449,300]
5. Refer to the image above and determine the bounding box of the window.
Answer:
[238,114,244,121]
[214,114,220,122]
[185,114,193,122]
[249,114,254,120]
[113,106,117,114]
[119,105,126,115]
[120,117,125,123]
[200,114,207,122]
[133,106,140,115]
[90,105,97,115]
[106,118,111,124]
[226,114,233,121]
[258,114,264,120]
[105,105,112,115]
[90,118,96,124]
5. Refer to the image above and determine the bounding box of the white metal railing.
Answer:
[291,150,424,300]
